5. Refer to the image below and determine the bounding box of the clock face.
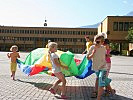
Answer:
[44,23,47,26]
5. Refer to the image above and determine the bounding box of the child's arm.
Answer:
[17,53,20,58]
[82,49,87,54]
[87,45,96,60]
[7,53,11,58]
[53,58,68,70]
[87,49,96,60]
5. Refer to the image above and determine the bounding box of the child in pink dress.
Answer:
[104,39,111,77]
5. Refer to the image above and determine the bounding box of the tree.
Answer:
[126,27,133,42]
[110,43,119,50]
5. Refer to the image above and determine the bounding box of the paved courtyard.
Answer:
[0,52,133,100]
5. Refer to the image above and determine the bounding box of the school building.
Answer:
[98,16,133,55]
[0,16,133,54]
[0,26,97,53]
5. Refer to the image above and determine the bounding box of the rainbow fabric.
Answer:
[17,48,94,79]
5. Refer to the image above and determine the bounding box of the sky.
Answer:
[0,0,133,27]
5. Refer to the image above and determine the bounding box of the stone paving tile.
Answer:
[0,52,133,100]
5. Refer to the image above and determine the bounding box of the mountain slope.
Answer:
[80,22,100,28]
[80,11,133,28]
[125,11,133,16]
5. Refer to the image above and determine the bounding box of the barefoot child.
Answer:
[48,42,68,99]
[7,45,20,80]
[87,35,115,100]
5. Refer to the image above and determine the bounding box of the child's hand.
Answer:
[7,53,10,58]
[62,66,68,70]
[7,53,9,56]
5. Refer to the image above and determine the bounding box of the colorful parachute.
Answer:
[17,48,94,79]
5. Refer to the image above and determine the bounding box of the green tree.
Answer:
[110,43,119,50]
[126,27,133,42]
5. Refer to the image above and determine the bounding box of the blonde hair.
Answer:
[48,42,58,51]
[47,42,58,62]
[10,45,18,51]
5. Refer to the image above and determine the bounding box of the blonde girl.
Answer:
[48,42,68,99]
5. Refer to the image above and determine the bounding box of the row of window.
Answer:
[0,44,84,53]
[0,28,97,35]
[0,37,86,42]
[113,22,133,31]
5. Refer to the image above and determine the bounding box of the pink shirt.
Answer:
[106,49,111,63]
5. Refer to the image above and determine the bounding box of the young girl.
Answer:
[104,39,111,77]
[7,45,20,80]
[48,42,68,99]
[103,39,116,96]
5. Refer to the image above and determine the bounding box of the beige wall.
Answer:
[98,16,133,41]
[0,26,97,52]
[129,43,133,51]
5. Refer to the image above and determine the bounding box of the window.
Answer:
[7,30,9,33]
[78,31,80,35]
[119,22,123,31]
[81,31,83,35]
[124,22,129,31]
[2,29,4,33]
[113,22,118,31]
[42,30,45,34]
[129,22,133,28]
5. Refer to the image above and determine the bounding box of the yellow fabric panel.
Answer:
[35,49,64,68]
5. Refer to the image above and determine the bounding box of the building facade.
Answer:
[0,26,97,53]
[98,16,133,53]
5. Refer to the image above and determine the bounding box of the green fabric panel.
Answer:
[24,48,45,65]
[60,51,78,76]
[68,58,78,75]
[60,51,74,66]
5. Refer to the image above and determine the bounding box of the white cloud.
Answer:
[123,0,127,4]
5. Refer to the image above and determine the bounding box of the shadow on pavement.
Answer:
[110,72,133,75]
[16,79,133,100]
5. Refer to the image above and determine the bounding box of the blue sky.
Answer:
[0,0,133,27]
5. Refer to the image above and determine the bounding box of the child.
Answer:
[87,35,115,100]
[103,39,116,96]
[104,39,111,77]
[82,36,92,54]
[48,42,68,99]
[7,45,20,80]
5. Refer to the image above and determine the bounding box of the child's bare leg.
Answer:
[12,71,15,80]
[91,78,98,98]
[51,79,61,89]
[54,72,67,98]
[95,78,98,92]
[106,84,116,94]
[97,87,104,100]
[11,72,13,77]
[49,79,61,94]
[60,77,66,96]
